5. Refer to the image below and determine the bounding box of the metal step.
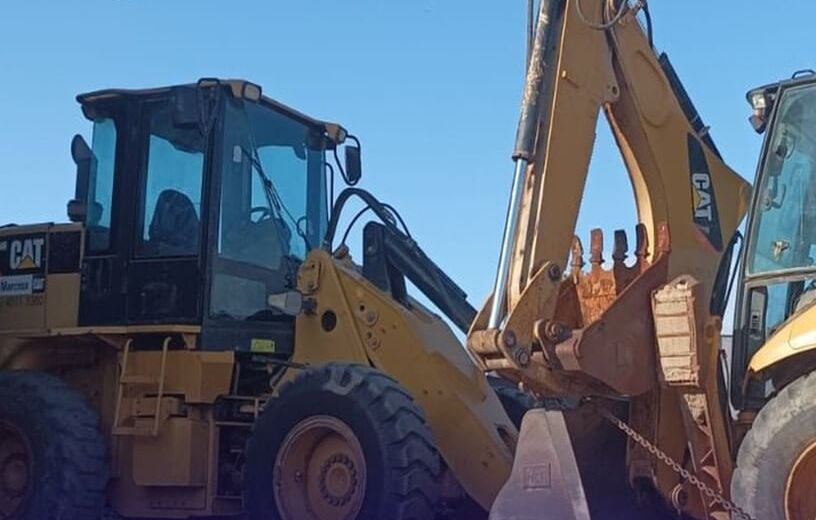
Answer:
[119,375,159,385]
[111,425,155,437]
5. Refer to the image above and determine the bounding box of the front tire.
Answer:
[244,363,441,520]
[732,371,816,520]
[0,371,108,520]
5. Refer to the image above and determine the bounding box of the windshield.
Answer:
[211,97,327,321]
[747,84,816,275]
[217,97,327,269]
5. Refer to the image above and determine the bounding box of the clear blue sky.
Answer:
[1,1,814,330]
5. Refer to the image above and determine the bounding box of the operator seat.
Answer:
[148,189,200,256]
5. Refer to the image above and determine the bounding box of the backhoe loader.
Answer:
[0,79,527,519]
[471,1,816,519]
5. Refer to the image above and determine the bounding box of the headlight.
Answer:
[242,82,262,102]
[751,91,768,112]
[747,87,773,134]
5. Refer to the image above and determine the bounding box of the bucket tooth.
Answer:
[612,229,628,264]
[656,222,672,257]
[570,236,585,275]
[612,229,630,287]
[634,223,649,261]
[589,229,604,270]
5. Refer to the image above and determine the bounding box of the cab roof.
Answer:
[747,70,816,104]
[76,78,329,131]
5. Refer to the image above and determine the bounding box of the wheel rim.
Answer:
[786,439,816,520]
[0,421,32,519]
[274,415,366,520]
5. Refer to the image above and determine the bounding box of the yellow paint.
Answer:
[18,256,36,269]
[749,303,816,373]
[290,250,515,510]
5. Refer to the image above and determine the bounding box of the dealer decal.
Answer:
[0,274,45,297]
[688,134,723,252]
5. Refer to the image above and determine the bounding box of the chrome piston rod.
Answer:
[488,0,562,329]
[488,158,528,329]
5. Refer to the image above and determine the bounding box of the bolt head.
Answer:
[545,321,566,341]
[514,349,531,367]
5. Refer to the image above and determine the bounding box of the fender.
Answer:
[748,300,816,376]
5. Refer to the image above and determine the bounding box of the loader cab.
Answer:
[731,72,816,408]
[71,79,345,353]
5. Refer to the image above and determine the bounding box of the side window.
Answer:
[137,103,205,257]
[86,118,117,252]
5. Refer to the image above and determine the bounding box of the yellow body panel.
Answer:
[749,303,816,374]
[291,250,516,509]
[0,223,83,333]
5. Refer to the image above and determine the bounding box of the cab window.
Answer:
[136,101,206,257]
[210,97,327,321]
[86,118,118,252]
[748,85,816,274]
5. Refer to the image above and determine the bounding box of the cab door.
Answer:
[126,98,210,323]
[78,103,130,326]
[200,95,327,353]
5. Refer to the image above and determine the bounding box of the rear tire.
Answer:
[0,371,108,520]
[732,371,816,520]
[244,363,441,520]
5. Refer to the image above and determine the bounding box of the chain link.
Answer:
[591,404,754,520]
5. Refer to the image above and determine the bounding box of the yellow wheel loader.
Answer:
[469,1,816,519]
[0,79,525,519]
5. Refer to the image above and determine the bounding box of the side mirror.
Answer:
[344,144,362,185]
[267,291,304,316]
[67,134,94,223]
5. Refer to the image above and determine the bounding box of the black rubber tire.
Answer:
[244,363,442,520]
[487,376,538,429]
[732,371,816,520]
[0,370,108,520]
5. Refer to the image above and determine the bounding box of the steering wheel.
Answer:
[249,206,273,223]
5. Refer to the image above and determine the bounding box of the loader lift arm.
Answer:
[324,187,478,334]
[468,0,751,518]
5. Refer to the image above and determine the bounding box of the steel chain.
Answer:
[591,404,754,520]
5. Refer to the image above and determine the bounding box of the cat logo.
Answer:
[688,134,723,251]
[692,173,714,223]
[0,236,46,272]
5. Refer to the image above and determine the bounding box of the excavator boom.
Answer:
[470,0,752,517]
